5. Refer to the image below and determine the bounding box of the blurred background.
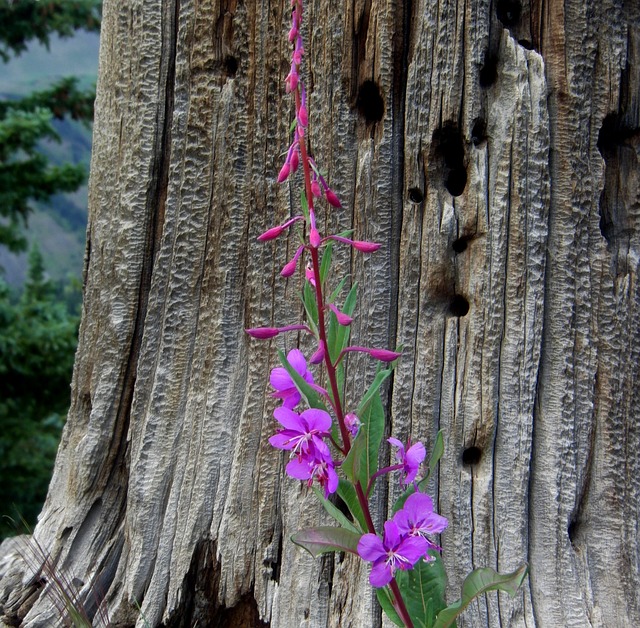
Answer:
[0,0,101,538]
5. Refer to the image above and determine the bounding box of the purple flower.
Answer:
[388,438,426,485]
[286,447,339,498]
[269,406,332,458]
[270,348,314,408]
[357,521,428,588]
[393,492,448,559]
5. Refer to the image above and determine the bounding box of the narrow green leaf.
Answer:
[395,552,448,628]
[336,479,367,532]
[432,565,529,628]
[376,588,404,627]
[291,526,361,558]
[343,386,385,489]
[301,190,309,220]
[319,241,333,285]
[328,276,348,303]
[302,281,319,334]
[312,487,360,534]
[356,367,393,416]
[277,349,326,411]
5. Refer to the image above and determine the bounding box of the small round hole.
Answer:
[462,446,481,465]
[449,295,470,317]
[408,187,424,203]
[223,55,238,77]
[356,80,385,124]
[452,237,468,253]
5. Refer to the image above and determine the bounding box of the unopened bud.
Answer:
[246,327,280,339]
[258,225,284,241]
[277,162,291,183]
[325,189,342,208]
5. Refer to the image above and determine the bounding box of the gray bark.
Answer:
[1,0,638,626]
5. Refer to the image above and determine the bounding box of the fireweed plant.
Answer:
[246,2,528,626]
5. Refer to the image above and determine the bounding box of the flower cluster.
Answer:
[245,0,451,624]
[358,492,448,587]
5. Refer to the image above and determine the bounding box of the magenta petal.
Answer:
[388,437,404,451]
[406,442,426,467]
[269,433,296,450]
[357,534,386,562]
[422,512,448,534]
[326,465,339,495]
[286,457,312,481]
[404,491,434,516]
[273,406,303,430]
[369,562,393,588]
[300,408,332,433]
[397,535,429,566]
[270,367,292,391]
[287,348,307,375]
[382,521,402,548]
[282,390,301,409]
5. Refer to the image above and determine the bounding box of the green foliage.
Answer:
[0,0,101,62]
[0,2,99,251]
[0,244,79,537]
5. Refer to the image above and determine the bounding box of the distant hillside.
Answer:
[0,30,100,288]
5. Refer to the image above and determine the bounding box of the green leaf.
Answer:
[277,349,326,411]
[291,526,361,558]
[356,367,393,416]
[312,487,360,534]
[432,565,529,628]
[336,480,367,532]
[342,384,385,489]
[376,588,404,627]
[319,241,333,285]
[301,190,309,221]
[301,281,319,335]
[395,552,448,628]
[328,276,348,303]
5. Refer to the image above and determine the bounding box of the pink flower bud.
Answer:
[368,348,402,362]
[311,180,321,197]
[298,105,308,127]
[288,27,297,42]
[277,162,291,183]
[345,413,361,437]
[310,227,321,248]
[257,225,284,241]
[325,189,342,208]
[290,148,299,172]
[305,264,316,287]
[286,70,298,93]
[309,342,325,364]
[328,303,353,326]
[351,240,381,252]
[246,327,280,339]
[281,245,304,277]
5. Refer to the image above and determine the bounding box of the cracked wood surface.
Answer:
[0,0,638,626]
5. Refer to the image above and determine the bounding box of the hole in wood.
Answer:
[462,446,481,465]
[449,295,469,317]
[496,0,522,27]
[224,55,238,77]
[471,118,487,147]
[446,168,467,196]
[597,112,636,156]
[433,123,467,197]
[408,187,424,203]
[479,53,498,87]
[356,80,385,124]
[518,39,534,50]
[452,237,468,253]
[568,519,579,546]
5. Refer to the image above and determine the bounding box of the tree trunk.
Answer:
[1,0,638,626]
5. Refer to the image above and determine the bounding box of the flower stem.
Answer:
[389,578,415,628]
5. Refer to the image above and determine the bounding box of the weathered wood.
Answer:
[0,0,638,626]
